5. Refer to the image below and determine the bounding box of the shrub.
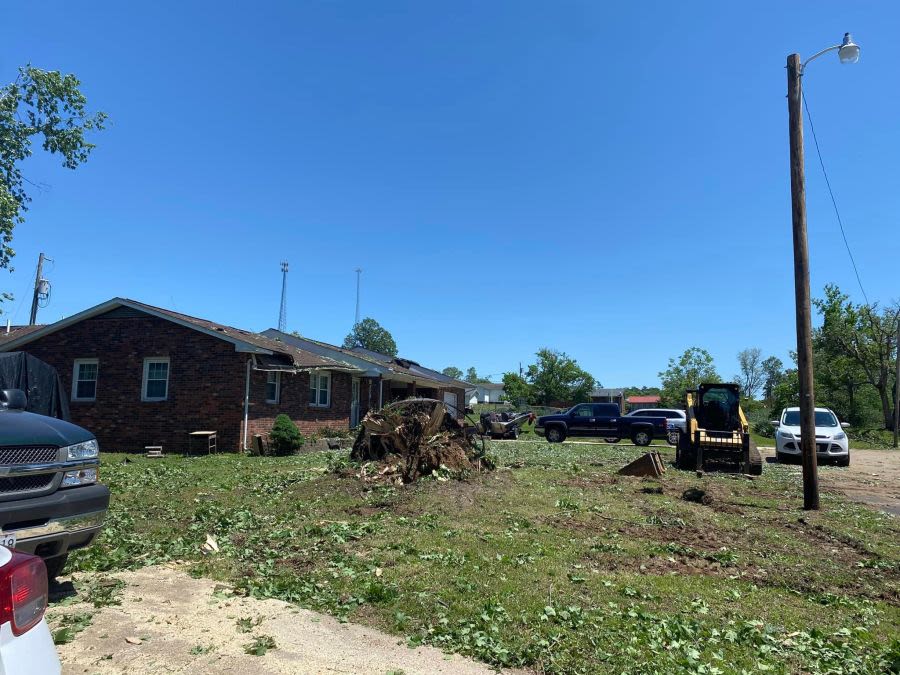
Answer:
[268,415,305,456]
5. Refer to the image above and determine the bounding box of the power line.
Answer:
[801,90,870,306]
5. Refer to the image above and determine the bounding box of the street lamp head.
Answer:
[838,32,860,64]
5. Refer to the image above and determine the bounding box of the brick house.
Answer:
[626,395,661,411]
[0,298,365,453]
[261,330,469,420]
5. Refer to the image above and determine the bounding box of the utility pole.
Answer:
[29,252,47,326]
[893,315,899,448]
[278,261,288,332]
[787,53,819,510]
[354,268,362,328]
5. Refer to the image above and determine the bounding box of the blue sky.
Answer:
[2,2,897,386]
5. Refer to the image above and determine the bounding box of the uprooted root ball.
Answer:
[350,399,492,483]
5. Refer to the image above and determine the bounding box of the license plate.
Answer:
[0,533,16,549]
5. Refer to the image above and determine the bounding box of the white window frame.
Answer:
[142,357,170,402]
[308,370,331,408]
[71,358,99,402]
[265,371,281,404]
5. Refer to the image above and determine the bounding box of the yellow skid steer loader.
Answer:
[675,383,762,475]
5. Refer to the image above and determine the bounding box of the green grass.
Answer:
[69,444,900,673]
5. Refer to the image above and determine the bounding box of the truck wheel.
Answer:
[44,554,68,581]
[667,430,679,446]
[546,426,566,443]
[604,437,620,444]
[632,429,652,447]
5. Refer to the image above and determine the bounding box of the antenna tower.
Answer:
[278,261,289,332]
[354,268,362,327]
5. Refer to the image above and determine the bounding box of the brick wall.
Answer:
[21,313,247,453]
[245,368,353,439]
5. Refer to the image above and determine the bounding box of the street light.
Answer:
[787,33,860,510]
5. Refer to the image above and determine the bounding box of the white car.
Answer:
[773,407,850,466]
[0,547,60,674]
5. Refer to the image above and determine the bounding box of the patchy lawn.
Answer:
[66,443,900,674]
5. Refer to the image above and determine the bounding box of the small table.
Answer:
[188,431,217,455]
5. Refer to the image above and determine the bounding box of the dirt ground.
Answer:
[51,566,523,675]
[758,446,900,516]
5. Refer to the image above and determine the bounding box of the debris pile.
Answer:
[681,487,713,505]
[351,399,492,483]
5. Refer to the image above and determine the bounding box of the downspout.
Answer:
[242,358,252,451]
[378,377,383,409]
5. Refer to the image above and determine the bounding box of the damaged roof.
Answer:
[0,298,358,372]
[263,330,471,390]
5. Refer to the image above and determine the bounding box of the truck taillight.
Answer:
[0,551,48,636]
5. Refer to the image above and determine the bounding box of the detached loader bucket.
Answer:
[618,451,666,478]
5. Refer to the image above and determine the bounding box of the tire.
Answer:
[667,430,679,446]
[546,426,566,443]
[44,554,68,581]
[747,439,763,476]
[836,453,850,467]
[675,430,694,470]
[776,451,794,464]
[631,429,652,447]
[604,437,620,444]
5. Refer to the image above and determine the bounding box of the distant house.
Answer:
[261,331,469,419]
[627,395,661,411]
[591,387,626,411]
[467,382,505,406]
[0,298,364,453]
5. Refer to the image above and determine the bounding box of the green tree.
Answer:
[464,367,490,384]
[526,348,595,406]
[770,368,799,418]
[624,385,661,397]
[813,284,900,429]
[735,347,764,399]
[658,347,720,406]
[761,356,785,402]
[1,66,106,290]
[343,317,398,357]
[501,372,533,407]
[441,366,463,379]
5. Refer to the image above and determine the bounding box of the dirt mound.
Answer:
[351,399,492,483]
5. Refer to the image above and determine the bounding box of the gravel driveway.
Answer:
[51,565,524,675]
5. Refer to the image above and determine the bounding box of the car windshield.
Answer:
[782,410,838,427]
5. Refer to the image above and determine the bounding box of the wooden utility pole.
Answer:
[28,252,46,326]
[893,316,899,448]
[787,53,819,510]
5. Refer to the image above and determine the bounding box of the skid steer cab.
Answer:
[675,383,762,476]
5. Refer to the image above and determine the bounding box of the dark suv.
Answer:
[0,389,109,578]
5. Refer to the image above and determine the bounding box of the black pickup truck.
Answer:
[0,386,109,579]
[534,402,667,446]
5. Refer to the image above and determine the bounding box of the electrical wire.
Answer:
[801,90,870,306]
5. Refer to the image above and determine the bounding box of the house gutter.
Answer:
[243,358,252,451]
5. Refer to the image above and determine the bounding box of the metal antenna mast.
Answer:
[354,268,362,327]
[278,261,289,332]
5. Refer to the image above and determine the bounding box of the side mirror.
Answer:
[840,422,850,429]
[0,389,27,411]
[770,420,780,427]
